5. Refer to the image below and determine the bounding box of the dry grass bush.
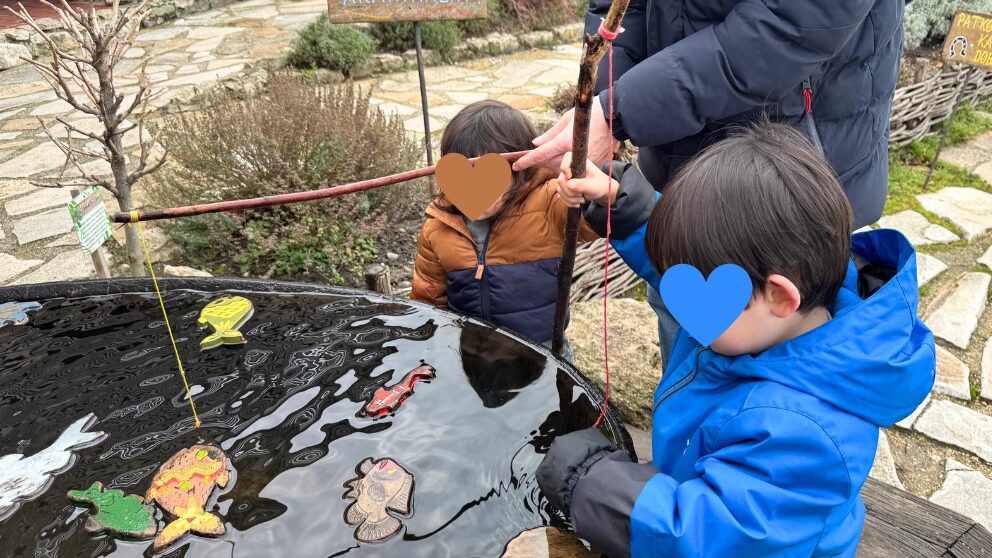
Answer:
[503,0,580,29]
[153,72,426,285]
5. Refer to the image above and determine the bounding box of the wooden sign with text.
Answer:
[327,0,486,24]
[943,10,992,69]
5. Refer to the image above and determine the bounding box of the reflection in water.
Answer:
[460,322,544,408]
[0,287,627,557]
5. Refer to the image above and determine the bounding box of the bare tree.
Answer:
[5,0,167,276]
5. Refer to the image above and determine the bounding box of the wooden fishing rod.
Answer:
[111,150,532,223]
[550,0,631,355]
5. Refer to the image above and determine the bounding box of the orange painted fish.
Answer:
[146,444,230,552]
[343,457,414,543]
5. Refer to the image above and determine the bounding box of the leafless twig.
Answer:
[4,0,162,276]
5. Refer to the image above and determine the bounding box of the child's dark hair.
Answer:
[435,100,540,222]
[646,122,853,312]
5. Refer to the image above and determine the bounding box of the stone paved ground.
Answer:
[2,0,992,532]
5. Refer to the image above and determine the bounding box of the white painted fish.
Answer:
[343,457,414,543]
[0,414,107,521]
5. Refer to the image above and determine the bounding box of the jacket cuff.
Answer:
[599,91,629,142]
[570,451,656,558]
[582,161,657,239]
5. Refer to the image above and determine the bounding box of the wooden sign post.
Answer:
[327,0,487,195]
[924,10,992,191]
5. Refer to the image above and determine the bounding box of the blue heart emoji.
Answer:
[659,264,752,347]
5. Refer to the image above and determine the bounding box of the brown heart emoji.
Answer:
[435,153,512,221]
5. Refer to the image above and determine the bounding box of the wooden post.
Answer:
[365,264,393,295]
[923,67,972,192]
[551,0,631,355]
[70,187,112,279]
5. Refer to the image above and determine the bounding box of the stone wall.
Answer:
[352,25,582,78]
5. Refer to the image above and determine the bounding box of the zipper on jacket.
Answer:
[472,227,494,322]
[654,347,707,411]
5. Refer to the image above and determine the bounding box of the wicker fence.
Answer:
[890,65,992,146]
[570,64,991,303]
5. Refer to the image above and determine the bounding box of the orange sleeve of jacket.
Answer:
[545,179,600,243]
[411,222,448,308]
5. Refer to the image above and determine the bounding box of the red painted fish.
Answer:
[363,364,435,417]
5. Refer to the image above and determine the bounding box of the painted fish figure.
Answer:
[67,482,157,540]
[343,457,414,543]
[0,301,41,329]
[197,296,254,350]
[146,444,230,552]
[363,364,436,417]
[0,413,107,521]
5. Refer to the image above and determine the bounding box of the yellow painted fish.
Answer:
[197,296,254,350]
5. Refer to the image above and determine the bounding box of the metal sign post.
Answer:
[327,0,488,197]
[924,9,992,191]
[414,20,436,196]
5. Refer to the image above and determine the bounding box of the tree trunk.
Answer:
[116,186,146,277]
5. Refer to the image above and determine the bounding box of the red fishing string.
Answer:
[592,37,615,428]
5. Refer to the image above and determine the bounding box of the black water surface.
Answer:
[0,283,629,558]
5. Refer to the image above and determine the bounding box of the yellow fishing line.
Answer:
[133,221,202,428]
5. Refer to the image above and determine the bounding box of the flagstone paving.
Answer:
[2,0,992,530]
[925,272,991,350]
[929,459,992,530]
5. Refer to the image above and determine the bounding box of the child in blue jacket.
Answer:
[536,123,935,557]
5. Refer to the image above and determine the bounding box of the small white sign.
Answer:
[68,187,111,256]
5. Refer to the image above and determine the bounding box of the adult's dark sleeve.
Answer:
[582,161,657,239]
[600,0,875,145]
[570,452,659,558]
[585,0,647,93]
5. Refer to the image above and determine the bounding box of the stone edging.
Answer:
[349,23,584,79]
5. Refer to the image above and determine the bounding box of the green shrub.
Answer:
[287,14,375,77]
[154,73,426,285]
[904,0,992,51]
[370,21,462,59]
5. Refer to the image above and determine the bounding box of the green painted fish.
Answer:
[68,482,157,540]
[197,296,254,350]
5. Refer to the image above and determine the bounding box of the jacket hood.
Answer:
[716,229,936,427]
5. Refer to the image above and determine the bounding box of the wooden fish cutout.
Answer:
[67,482,157,540]
[197,296,254,350]
[0,301,41,329]
[146,444,230,552]
[0,413,107,521]
[343,457,414,543]
[363,364,436,418]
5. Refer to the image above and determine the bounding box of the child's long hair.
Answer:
[434,100,540,223]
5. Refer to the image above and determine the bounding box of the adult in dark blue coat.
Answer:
[515,0,903,231]
[513,0,905,364]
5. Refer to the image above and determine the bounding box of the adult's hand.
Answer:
[512,96,613,172]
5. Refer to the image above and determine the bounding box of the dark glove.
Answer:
[536,428,618,513]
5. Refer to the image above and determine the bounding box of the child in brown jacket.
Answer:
[412,101,646,353]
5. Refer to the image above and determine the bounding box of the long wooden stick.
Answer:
[551,0,631,355]
[111,150,530,223]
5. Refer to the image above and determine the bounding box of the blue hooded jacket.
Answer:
[567,220,936,556]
